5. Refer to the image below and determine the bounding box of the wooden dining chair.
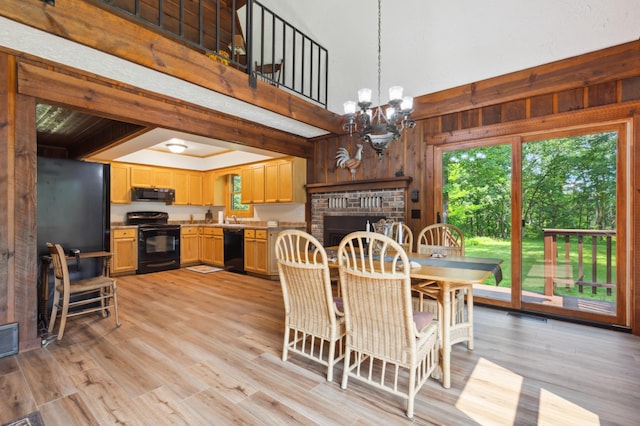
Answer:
[46,242,120,341]
[413,223,466,324]
[390,222,413,252]
[338,231,439,418]
[274,230,345,381]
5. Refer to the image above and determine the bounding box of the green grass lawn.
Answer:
[465,236,616,302]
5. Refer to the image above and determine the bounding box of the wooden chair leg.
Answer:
[48,290,60,334]
[112,285,121,327]
[57,296,70,340]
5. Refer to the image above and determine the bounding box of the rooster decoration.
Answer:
[336,144,364,180]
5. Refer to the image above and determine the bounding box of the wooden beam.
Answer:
[0,53,15,327]
[413,40,640,120]
[17,61,314,159]
[305,177,412,194]
[0,0,344,135]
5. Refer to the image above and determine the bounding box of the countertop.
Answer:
[111,222,306,230]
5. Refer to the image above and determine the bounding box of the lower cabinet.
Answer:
[244,228,278,277]
[111,228,138,275]
[212,228,224,266]
[200,227,224,267]
[181,226,200,265]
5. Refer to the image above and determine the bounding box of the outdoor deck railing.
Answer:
[97,0,328,107]
[543,228,616,296]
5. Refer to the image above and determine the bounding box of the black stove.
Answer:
[127,211,181,274]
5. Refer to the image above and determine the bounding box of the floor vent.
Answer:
[507,312,547,323]
[0,323,19,358]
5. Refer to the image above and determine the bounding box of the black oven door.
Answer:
[137,226,181,274]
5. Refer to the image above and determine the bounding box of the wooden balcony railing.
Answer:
[543,228,616,296]
[97,0,328,107]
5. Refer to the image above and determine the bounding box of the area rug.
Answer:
[185,265,224,274]
[1,411,44,426]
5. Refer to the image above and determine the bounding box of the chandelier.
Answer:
[342,0,415,160]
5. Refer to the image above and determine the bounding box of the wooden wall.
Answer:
[0,54,39,351]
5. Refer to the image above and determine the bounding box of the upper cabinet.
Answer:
[203,171,226,206]
[130,165,174,188]
[111,163,131,204]
[241,164,265,204]
[264,157,306,203]
[174,170,203,205]
[109,157,306,206]
[245,157,306,204]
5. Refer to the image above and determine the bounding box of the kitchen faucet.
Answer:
[231,214,238,224]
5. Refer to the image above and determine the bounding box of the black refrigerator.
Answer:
[37,157,111,325]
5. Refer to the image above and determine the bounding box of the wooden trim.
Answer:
[430,101,640,146]
[413,40,640,121]
[305,177,413,194]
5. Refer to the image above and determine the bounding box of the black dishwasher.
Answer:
[223,228,245,274]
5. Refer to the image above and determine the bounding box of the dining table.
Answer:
[326,246,503,389]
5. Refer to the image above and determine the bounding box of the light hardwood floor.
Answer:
[2,269,639,425]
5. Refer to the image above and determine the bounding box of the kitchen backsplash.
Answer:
[110,202,305,225]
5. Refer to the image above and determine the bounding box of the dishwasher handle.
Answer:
[223,228,244,235]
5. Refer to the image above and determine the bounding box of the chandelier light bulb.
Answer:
[343,100,357,115]
[401,96,413,112]
[386,107,395,121]
[358,88,372,104]
[389,86,403,101]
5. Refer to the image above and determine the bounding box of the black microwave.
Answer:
[131,187,175,204]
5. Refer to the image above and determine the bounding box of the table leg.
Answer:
[467,284,474,350]
[441,282,451,389]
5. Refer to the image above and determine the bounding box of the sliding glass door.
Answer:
[437,123,628,325]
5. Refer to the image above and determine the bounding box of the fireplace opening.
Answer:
[323,215,386,247]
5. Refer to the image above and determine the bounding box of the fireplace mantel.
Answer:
[305,176,412,194]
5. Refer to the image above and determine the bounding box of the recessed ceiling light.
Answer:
[166,143,187,153]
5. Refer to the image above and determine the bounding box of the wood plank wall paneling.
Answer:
[412,40,640,121]
[14,93,38,351]
[0,53,13,326]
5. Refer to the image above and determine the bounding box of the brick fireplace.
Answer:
[306,177,412,245]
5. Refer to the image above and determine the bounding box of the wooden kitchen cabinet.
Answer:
[244,228,275,277]
[202,170,220,206]
[181,226,200,265]
[189,172,203,205]
[111,163,131,204]
[212,227,224,266]
[241,164,265,204]
[174,171,203,205]
[243,157,306,204]
[200,227,213,264]
[264,158,306,203]
[111,228,137,275]
[130,165,174,188]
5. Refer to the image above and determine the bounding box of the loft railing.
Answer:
[97,0,328,107]
[543,229,616,297]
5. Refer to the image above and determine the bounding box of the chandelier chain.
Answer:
[377,0,382,112]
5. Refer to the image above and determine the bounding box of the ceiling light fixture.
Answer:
[342,0,415,160]
[166,143,187,153]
